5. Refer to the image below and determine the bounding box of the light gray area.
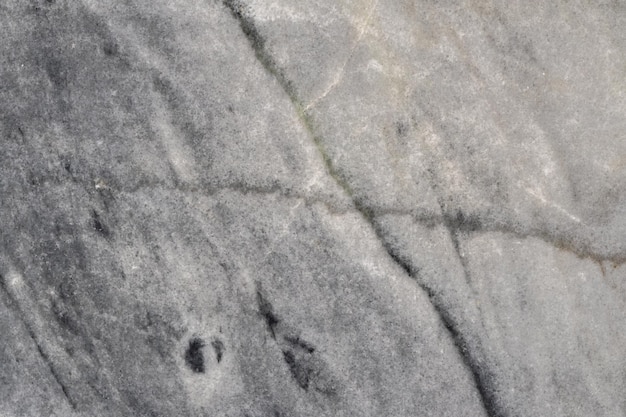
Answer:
[1,1,625,416]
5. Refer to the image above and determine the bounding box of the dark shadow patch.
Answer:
[211,338,225,363]
[282,335,339,397]
[256,287,279,339]
[184,337,205,373]
[282,349,311,390]
[280,335,330,393]
[91,210,110,238]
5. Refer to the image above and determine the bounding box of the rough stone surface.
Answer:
[1,1,625,416]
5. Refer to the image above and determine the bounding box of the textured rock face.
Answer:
[1,1,625,416]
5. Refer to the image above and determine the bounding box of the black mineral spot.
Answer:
[184,337,205,373]
[211,338,225,363]
[91,210,110,238]
[63,160,71,173]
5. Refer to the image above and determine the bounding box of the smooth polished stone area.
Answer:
[1,1,625,416]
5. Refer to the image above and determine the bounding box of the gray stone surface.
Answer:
[1,1,625,416]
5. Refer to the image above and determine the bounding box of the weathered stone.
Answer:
[1,1,625,416]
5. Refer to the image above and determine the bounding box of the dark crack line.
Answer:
[33,160,626,269]
[440,209,481,287]
[439,211,503,417]
[0,275,78,410]
[220,0,626,265]
[29,327,77,410]
[417,108,626,268]
[24,170,626,266]
[221,3,505,416]
[28,171,626,271]
[370,215,503,417]
[17,174,352,215]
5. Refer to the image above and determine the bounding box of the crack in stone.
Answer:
[220,2,626,413]
[438,208,504,417]
[365,209,505,417]
[16,173,352,215]
[1,3,622,414]
[221,2,505,416]
[120,179,626,266]
[114,181,353,215]
[19,168,626,268]
[416,108,626,267]
[0,273,78,410]
[220,2,625,269]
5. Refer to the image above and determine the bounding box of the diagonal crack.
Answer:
[0,273,78,410]
[221,2,506,416]
[439,208,503,417]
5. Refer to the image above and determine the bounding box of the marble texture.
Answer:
[1,1,625,416]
